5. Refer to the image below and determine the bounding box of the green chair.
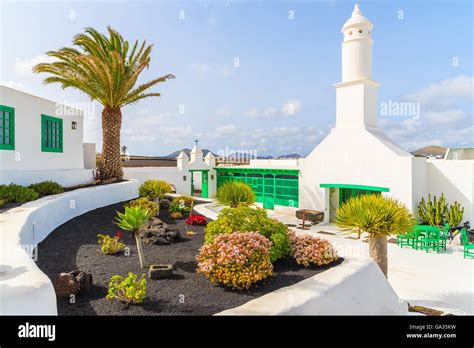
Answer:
[421,227,444,253]
[460,228,474,259]
[397,230,417,249]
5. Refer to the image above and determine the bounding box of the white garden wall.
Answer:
[217,258,407,315]
[426,159,474,223]
[0,180,139,315]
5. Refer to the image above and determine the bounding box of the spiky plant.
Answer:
[115,206,150,269]
[336,194,415,277]
[216,181,256,208]
[33,27,174,180]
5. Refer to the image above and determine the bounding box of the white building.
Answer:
[0,86,95,186]
[124,144,217,198]
[212,5,474,224]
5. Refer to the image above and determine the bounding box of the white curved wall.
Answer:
[0,180,139,315]
[217,258,407,315]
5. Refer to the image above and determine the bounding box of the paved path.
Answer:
[269,213,474,315]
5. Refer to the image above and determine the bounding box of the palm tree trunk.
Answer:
[98,107,123,180]
[369,235,388,278]
[134,230,147,269]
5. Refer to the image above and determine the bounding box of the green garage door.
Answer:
[215,168,299,209]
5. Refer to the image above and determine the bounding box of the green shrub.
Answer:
[173,195,194,207]
[106,272,147,304]
[126,197,159,217]
[0,199,5,208]
[29,180,64,196]
[204,206,289,262]
[97,232,126,255]
[0,184,39,203]
[138,180,172,200]
[169,203,190,214]
[216,181,255,208]
[196,232,273,290]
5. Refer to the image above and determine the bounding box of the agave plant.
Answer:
[115,206,150,268]
[336,194,415,277]
[216,181,256,208]
[33,27,174,180]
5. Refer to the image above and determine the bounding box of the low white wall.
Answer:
[0,169,94,187]
[0,180,139,315]
[124,167,190,195]
[217,258,407,315]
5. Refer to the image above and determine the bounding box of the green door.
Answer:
[263,174,275,209]
[201,171,209,198]
[190,172,194,196]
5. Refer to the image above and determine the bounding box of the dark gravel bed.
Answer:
[36,201,342,315]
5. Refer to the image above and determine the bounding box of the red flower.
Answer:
[186,215,207,226]
[115,232,123,239]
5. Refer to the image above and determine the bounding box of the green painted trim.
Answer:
[214,167,299,175]
[41,114,63,153]
[0,105,15,150]
[188,169,210,172]
[320,183,390,192]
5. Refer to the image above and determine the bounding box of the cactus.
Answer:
[417,193,448,226]
[446,201,464,228]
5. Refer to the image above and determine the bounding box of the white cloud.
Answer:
[405,75,473,108]
[0,81,29,93]
[15,54,56,75]
[380,75,473,151]
[190,62,212,74]
[245,100,302,119]
[215,123,239,136]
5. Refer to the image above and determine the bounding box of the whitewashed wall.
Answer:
[124,151,217,197]
[218,258,407,315]
[0,180,139,315]
[299,127,420,221]
[426,160,474,224]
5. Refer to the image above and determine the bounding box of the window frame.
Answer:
[0,105,15,150]
[41,114,63,153]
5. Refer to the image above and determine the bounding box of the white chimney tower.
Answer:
[334,4,379,129]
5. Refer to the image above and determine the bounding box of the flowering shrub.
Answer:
[186,215,207,226]
[196,232,273,290]
[97,232,126,255]
[204,206,289,262]
[126,197,159,218]
[106,272,147,304]
[288,230,339,267]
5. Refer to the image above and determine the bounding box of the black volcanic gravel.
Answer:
[35,201,342,315]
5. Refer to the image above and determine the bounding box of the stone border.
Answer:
[0,180,139,315]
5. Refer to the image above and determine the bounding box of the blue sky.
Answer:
[1,0,472,156]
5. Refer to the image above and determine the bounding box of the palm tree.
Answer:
[33,27,174,180]
[336,194,415,277]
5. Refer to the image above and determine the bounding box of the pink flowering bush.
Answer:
[196,232,273,290]
[288,230,338,267]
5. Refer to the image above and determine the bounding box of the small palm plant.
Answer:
[33,27,174,180]
[216,181,256,208]
[336,194,415,277]
[115,206,150,269]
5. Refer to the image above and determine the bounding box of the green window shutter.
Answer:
[0,105,15,150]
[41,114,63,153]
